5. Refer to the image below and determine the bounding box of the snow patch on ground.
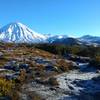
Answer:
[21,62,100,100]
[56,64,100,100]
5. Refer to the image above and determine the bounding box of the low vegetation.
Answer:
[0,78,14,96]
[0,43,74,99]
[35,43,100,67]
[48,77,59,86]
[0,43,99,99]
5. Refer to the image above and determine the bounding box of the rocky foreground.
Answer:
[0,44,100,100]
[20,63,100,100]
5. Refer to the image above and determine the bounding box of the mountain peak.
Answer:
[0,22,46,43]
[2,22,28,31]
[5,22,24,26]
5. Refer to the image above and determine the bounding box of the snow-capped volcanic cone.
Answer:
[0,22,47,43]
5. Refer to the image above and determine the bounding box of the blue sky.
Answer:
[0,0,100,37]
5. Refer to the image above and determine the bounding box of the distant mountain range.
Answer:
[0,22,100,46]
[79,35,100,44]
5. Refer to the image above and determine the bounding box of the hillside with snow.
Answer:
[0,22,47,43]
[0,22,100,46]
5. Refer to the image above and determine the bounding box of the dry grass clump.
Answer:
[0,78,20,100]
[48,77,59,86]
[36,64,45,71]
[17,69,26,83]
[0,61,7,67]
[0,78,14,96]
[89,55,100,68]
[33,48,55,59]
[56,59,73,72]
[27,91,42,100]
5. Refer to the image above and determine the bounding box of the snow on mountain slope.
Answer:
[77,35,100,46]
[0,22,100,45]
[47,35,68,43]
[0,22,68,43]
[0,22,47,43]
[79,35,100,44]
